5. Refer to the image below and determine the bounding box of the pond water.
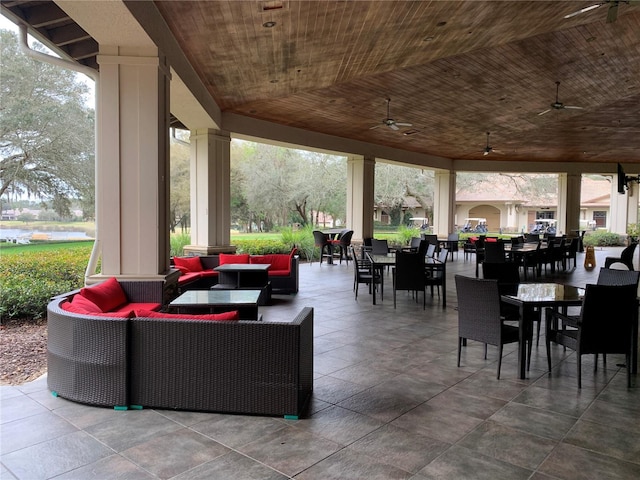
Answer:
[0,228,93,242]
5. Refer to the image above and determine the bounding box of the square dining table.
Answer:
[501,283,585,379]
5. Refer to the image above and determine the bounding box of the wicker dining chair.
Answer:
[455,275,521,379]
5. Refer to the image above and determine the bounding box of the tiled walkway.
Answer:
[2,246,639,479]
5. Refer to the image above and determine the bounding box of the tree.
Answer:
[0,29,95,212]
[169,135,191,232]
[375,163,433,225]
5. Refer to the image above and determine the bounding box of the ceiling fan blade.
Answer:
[607,3,619,22]
[395,122,413,127]
[483,150,490,156]
[538,109,551,116]
[389,123,399,131]
[564,2,603,19]
[369,124,382,130]
[564,105,584,110]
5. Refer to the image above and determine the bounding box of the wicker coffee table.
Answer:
[168,289,262,320]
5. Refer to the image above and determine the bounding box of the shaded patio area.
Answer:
[2,246,639,479]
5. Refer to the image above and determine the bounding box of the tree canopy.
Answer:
[0,29,95,218]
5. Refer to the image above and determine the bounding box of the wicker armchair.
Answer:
[545,284,637,388]
[604,242,637,271]
[455,275,521,379]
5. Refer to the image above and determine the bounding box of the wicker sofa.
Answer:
[47,281,314,418]
[174,250,300,294]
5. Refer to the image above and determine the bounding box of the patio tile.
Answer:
[54,454,156,479]
[457,420,557,470]
[416,444,532,480]
[488,402,577,440]
[295,448,414,480]
[563,419,640,464]
[0,431,113,480]
[537,442,640,480]
[171,451,289,480]
[191,414,289,449]
[84,409,183,451]
[0,411,77,454]
[121,428,230,478]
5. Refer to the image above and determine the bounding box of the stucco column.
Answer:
[346,155,375,243]
[94,47,171,280]
[183,129,234,255]
[433,170,455,237]
[610,173,637,235]
[557,173,581,237]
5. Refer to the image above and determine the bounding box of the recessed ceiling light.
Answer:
[263,21,276,28]
[423,36,435,42]
[403,130,419,136]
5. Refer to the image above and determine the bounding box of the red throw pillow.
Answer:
[219,253,250,265]
[135,309,239,321]
[174,265,190,275]
[71,294,101,313]
[80,277,128,312]
[173,256,203,272]
[61,300,132,318]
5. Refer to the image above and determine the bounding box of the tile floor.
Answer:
[2,246,639,479]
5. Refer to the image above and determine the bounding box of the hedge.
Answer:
[0,244,92,321]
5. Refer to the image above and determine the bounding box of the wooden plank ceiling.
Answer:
[155,0,640,164]
[3,1,638,165]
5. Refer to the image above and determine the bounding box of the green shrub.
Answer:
[583,231,622,247]
[170,232,191,257]
[395,225,422,247]
[233,238,290,255]
[0,245,92,321]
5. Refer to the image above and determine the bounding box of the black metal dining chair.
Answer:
[392,250,426,309]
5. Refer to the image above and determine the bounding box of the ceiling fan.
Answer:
[370,98,413,131]
[563,0,638,23]
[538,81,584,116]
[483,132,503,156]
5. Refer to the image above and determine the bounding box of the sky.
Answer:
[1,13,96,107]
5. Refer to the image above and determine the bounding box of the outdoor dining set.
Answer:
[317,228,639,389]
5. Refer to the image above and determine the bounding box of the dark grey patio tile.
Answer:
[154,408,220,427]
[54,454,156,479]
[452,371,529,402]
[237,426,342,477]
[121,428,229,478]
[0,431,113,480]
[291,405,384,445]
[295,448,414,480]
[172,451,289,480]
[391,402,482,444]
[85,409,183,451]
[0,411,77,454]
[425,387,507,420]
[313,351,361,376]
[563,419,640,464]
[512,383,596,417]
[417,445,532,480]
[337,384,425,423]
[538,442,640,480]
[328,363,400,389]
[580,398,640,433]
[54,401,139,430]
[0,394,48,424]
[489,402,577,440]
[458,420,557,470]
[348,424,449,473]
[312,375,372,405]
[191,414,289,449]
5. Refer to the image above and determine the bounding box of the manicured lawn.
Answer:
[0,240,94,255]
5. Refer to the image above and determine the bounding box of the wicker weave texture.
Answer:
[47,301,129,407]
[129,307,313,416]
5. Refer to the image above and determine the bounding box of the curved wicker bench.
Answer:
[47,288,313,418]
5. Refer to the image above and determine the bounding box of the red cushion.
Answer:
[268,270,289,277]
[135,309,239,321]
[219,253,250,265]
[173,256,203,272]
[485,237,497,242]
[174,265,190,275]
[116,302,161,313]
[80,277,128,312]
[177,272,203,285]
[61,300,132,318]
[270,254,290,271]
[249,255,271,266]
[71,294,101,313]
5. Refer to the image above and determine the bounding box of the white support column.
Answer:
[184,129,233,255]
[610,175,631,235]
[347,155,375,243]
[558,173,582,237]
[94,47,171,280]
[433,170,455,237]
